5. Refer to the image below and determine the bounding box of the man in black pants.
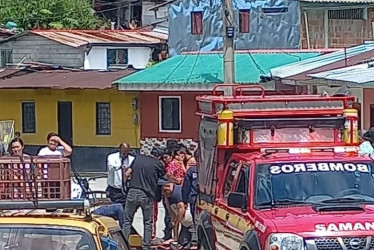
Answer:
[106,142,135,205]
[123,153,166,250]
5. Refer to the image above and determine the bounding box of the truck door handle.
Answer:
[225,213,230,220]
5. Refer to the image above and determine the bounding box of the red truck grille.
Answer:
[313,237,372,250]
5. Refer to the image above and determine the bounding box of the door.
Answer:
[226,167,251,249]
[213,161,251,250]
[370,105,374,128]
[57,102,73,146]
[211,160,241,249]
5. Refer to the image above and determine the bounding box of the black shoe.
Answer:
[162,234,172,241]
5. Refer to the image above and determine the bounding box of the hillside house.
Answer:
[0,67,138,172]
[114,50,329,154]
[167,0,374,55]
[0,30,167,69]
[301,0,374,49]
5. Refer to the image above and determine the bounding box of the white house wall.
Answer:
[85,47,107,70]
[84,46,152,70]
[128,47,152,69]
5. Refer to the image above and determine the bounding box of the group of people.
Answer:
[0,132,72,157]
[104,140,198,250]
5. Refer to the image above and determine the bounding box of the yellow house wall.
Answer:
[0,89,140,148]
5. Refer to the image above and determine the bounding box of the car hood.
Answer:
[257,205,374,237]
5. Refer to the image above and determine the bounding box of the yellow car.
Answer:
[0,199,133,250]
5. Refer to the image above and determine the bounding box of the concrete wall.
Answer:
[301,7,374,49]
[84,46,153,70]
[0,33,85,67]
[139,91,203,154]
[140,91,203,140]
[0,88,140,147]
[0,88,140,172]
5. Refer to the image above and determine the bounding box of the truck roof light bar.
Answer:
[261,146,359,155]
[0,199,90,211]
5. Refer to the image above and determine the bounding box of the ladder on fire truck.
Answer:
[196,84,359,151]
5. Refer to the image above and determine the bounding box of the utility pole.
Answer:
[223,0,235,96]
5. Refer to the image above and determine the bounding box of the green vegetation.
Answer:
[0,0,106,30]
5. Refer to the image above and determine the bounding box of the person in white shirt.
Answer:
[106,142,136,205]
[359,128,374,157]
[38,132,72,157]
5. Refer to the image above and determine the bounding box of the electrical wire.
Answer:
[183,24,208,86]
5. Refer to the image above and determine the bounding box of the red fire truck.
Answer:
[195,84,373,250]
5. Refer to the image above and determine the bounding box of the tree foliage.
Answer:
[0,0,105,30]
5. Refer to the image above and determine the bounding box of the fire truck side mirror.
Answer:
[227,192,247,210]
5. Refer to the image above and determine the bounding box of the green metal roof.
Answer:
[115,52,321,85]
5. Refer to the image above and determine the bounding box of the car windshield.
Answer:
[255,161,374,208]
[0,226,96,250]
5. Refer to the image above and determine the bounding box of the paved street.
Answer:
[87,177,166,238]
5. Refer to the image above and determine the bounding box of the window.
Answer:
[223,161,239,198]
[21,102,36,133]
[107,49,128,68]
[96,102,111,135]
[191,11,203,35]
[262,7,288,14]
[328,9,364,19]
[0,49,12,67]
[159,97,181,132]
[239,10,250,33]
[236,170,246,193]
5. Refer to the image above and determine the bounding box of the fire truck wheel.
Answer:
[199,236,209,250]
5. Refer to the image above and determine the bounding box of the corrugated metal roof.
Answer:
[270,42,374,78]
[308,63,374,85]
[115,52,320,87]
[0,70,135,89]
[301,0,374,3]
[0,69,23,79]
[29,30,168,48]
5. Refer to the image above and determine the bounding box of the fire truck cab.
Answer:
[195,84,374,250]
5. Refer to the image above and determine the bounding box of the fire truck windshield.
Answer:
[255,161,374,208]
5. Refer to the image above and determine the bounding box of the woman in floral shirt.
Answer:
[163,147,186,185]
